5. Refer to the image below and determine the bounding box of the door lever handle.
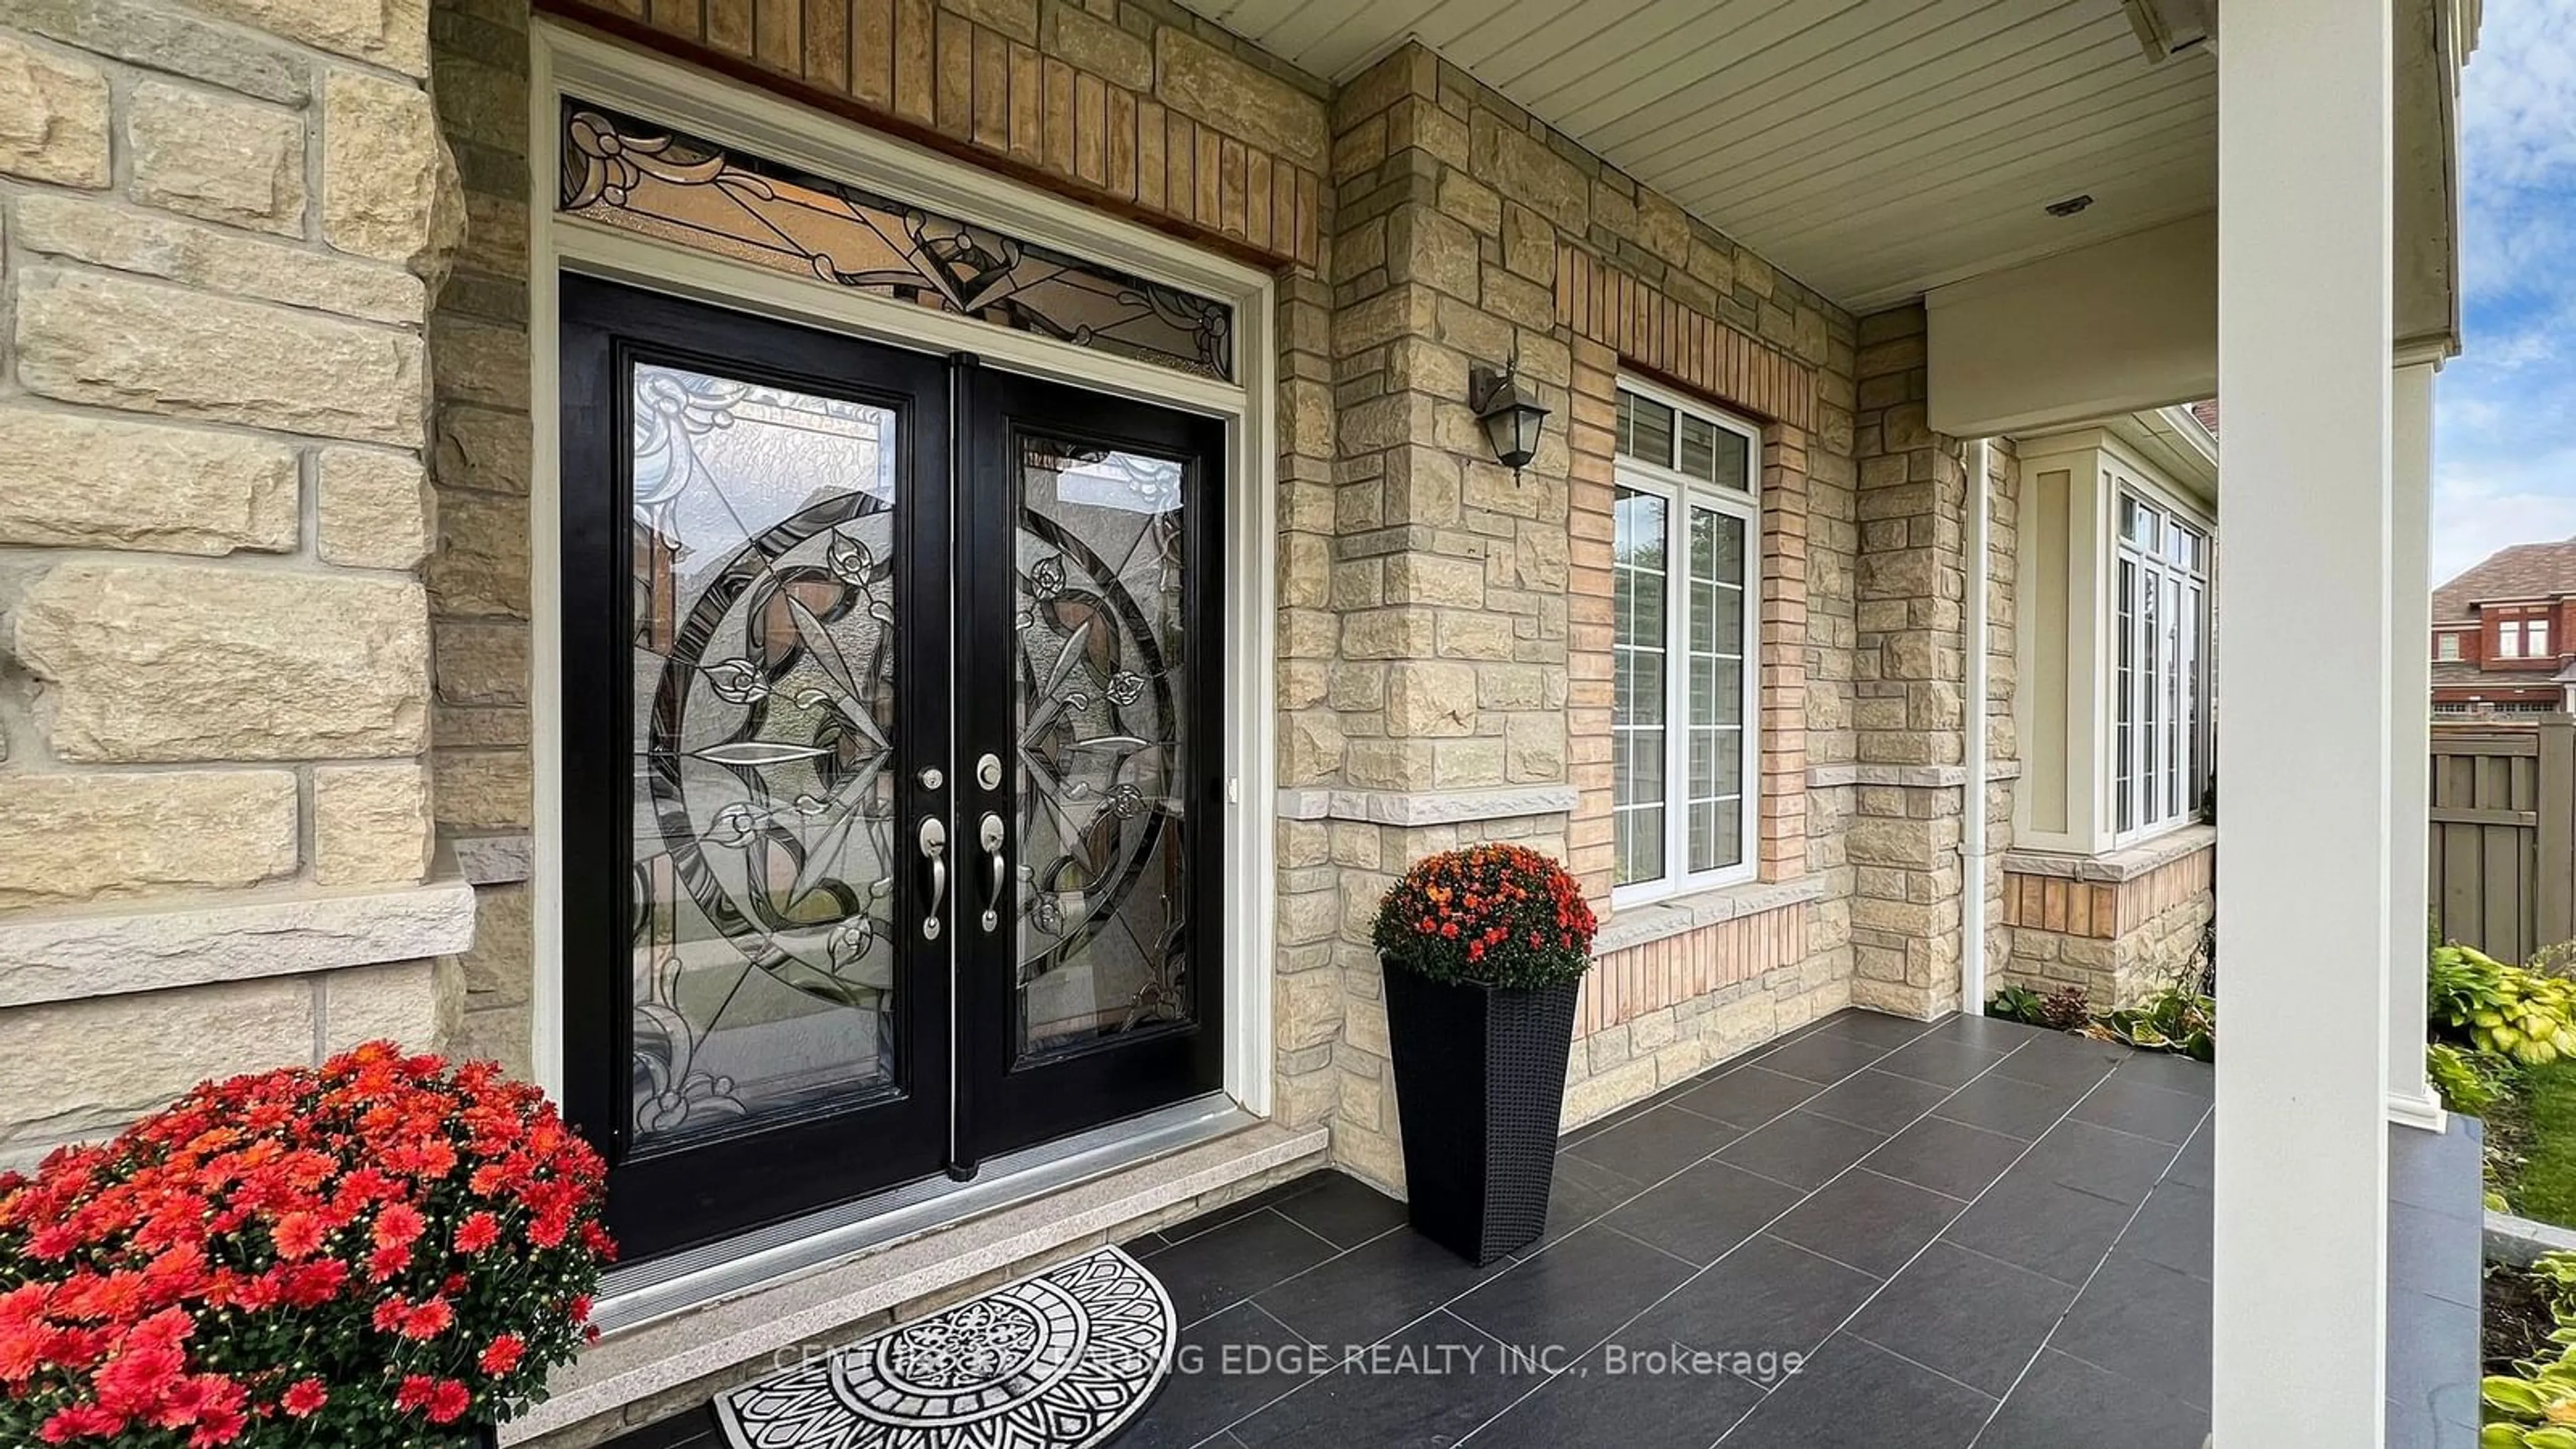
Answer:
[977,812,1006,934]
[918,816,947,941]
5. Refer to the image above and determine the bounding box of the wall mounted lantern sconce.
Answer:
[1470,354,1550,476]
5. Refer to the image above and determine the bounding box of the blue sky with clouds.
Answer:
[2433,2,2576,584]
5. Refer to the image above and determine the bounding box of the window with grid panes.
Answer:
[1611,382,1761,900]
[2113,490,2212,841]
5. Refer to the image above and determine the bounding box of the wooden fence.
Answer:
[2432,715,2576,961]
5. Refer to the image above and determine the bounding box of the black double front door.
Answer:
[559,276,1226,1260]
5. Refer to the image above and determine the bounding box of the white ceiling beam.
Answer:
[1923,211,2214,437]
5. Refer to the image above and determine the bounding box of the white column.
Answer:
[2212,0,2394,1442]
[2390,359,2443,1130]
[1963,438,1992,1008]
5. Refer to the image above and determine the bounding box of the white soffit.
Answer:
[1187,0,2218,312]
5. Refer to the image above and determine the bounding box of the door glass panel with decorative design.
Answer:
[1012,435,1196,1059]
[960,374,1226,1165]
[625,361,904,1150]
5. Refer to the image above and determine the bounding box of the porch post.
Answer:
[2389,359,2441,1129]
[2211,0,2394,1442]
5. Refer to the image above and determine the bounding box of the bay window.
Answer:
[2113,490,2212,841]
[2013,420,2217,859]
[1611,382,1760,902]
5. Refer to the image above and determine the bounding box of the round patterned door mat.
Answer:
[716,1246,1175,1449]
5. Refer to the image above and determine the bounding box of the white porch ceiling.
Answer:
[1188,0,2218,313]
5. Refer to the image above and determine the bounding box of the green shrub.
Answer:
[1988,979,2208,1060]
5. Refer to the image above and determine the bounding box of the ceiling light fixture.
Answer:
[2121,0,2216,62]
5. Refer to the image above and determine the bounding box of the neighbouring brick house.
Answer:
[2431,536,2576,715]
[0,0,2469,1442]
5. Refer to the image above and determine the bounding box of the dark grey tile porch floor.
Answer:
[602,1009,2482,1449]
[604,1010,2218,1449]
[1120,1010,2219,1449]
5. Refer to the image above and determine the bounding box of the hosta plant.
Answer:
[2432,943,2576,1066]
[1373,843,1598,989]
[2429,1040,2512,1116]
[2485,1332,2576,1445]
[1986,985,2047,1026]
[2084,979,2214,1061]
[0,1042,612,1446]
[2487,1255,2576,1446]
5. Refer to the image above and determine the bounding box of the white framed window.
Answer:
[2112,490,2212,842]
[2437,632,2463,661]
[2534,619,2553,658]
[1611,380,1761,904]
[2501,620,2525,659]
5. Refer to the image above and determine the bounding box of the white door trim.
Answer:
[525,19,1279,1124]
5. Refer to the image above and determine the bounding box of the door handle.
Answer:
[918,816,947,941]
[977,812,1006,934]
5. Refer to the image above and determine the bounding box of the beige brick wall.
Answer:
[551,0,1328,270]
[2002,845,2215,1006]
[1317,45,1863,1186]
[0,1,463,1161]
[1562,902,1813,1130]
[1845,303,1974,1018]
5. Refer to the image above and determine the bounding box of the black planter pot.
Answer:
[1379,962,1580,1266]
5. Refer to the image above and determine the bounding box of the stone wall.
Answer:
[2001,834,2216,1006]
[0,1,471,1165]
[1845,303,1973,1018]
[429,0,539,1077]
[1316,45,1864,1181]
[1981,439,2023,1001]
[1566,897,1813,1126]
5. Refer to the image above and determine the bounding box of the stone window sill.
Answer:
[1594,875,1827,956]
[2003,823,2217,883]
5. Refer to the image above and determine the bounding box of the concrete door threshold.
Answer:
[504,1118,1329,1446]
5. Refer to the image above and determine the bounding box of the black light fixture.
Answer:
[1470,352,1550,475]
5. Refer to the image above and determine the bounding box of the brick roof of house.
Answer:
[2188,399,2218,435]
[2433,537,2576,622]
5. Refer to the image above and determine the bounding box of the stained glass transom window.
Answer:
[560,102,1234,382]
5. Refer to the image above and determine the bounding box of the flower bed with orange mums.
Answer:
[1372,843,1599,989]
[0,1042,612,1447]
